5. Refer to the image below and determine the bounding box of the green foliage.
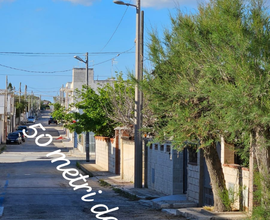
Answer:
[52,86,116,137]
[15,99,27,117]
[7,83,13,92]
[252,172,270,220]
[53,102,62,111]
[73,86,116,137]
[142,0,270,212]
[143,0,249,148]
[251,171,270,219]
[218,189,231,211]
[98,73,135,127]
[0,144,6,154]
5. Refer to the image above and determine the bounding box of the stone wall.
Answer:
[95,137,115,173]
[147,143,184,195]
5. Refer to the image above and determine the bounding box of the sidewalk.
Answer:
[56,125,248,220]
[0,144,6,154]
[76,161,248,220]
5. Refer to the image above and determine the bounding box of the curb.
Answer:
[176,208,248,220]
[0,145,6,154]
[77,162,138,201]
[76,162,94,177]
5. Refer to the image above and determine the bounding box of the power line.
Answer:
[100,1,131,52]
[0,74,70,76]
[0,51,134,57]
[28,86,61,90]
[91,45,135,67]
[0,46,135,74]
[0,63,72,73]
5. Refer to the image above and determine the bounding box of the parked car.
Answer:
[6,132,23,144]
[48,116,57,125]
[14,130,26,142]
[27,116,35,123]
[16,125,28,134]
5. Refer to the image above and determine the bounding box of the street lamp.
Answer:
[113,0,137,7]
[74,52,90,162]
[113,0,143,188]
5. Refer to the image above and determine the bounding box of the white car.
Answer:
[27,116,35,123]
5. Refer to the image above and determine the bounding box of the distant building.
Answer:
[0,89,16,143]
[61,68,114,154]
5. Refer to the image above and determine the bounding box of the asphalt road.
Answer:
[0,111,186,220]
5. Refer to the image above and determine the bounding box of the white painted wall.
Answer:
[95,137,115,173]
[147,143,184,195]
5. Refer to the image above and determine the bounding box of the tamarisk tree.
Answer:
[142,0,270,212]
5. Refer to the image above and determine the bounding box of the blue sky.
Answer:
[0,0,205,102]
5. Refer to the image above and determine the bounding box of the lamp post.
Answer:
[74,52,90,162]
[114,0,143,188]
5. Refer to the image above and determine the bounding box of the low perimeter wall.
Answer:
[95,137,115,173]
[147,143,184,195]
[223,164,249,211]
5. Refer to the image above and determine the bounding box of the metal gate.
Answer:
[183,148,188,194]
[203,159,214,206]
[203,142,221,206]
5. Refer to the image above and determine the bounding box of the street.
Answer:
[0,111,185,220]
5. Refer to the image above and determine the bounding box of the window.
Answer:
[160,145,164,151]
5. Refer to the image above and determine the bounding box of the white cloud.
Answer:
[59,0,97,6]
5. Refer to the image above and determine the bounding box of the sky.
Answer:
[0,0,206,102]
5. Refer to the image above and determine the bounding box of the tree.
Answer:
[206,0,270,212]
[99,73,135,127]
[7,83,13,92]
[142,0,259,212]
[98,73,156,138]
[52,86,116,137]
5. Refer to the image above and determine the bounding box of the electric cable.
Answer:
[99,0,132,52]
[0,46,135,74]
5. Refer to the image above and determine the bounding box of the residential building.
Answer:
[61,68,114,153]
[0,89,16,143]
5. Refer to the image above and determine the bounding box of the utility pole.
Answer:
[39,95,41,110]
[134,0,143,188]
[85,52,89,162]
[141,10,146,188]
[31,91,34,116]
[113,0,143,188]
[61,85,64,106]
[28,91,31,116]
[4,76,8,143]
[25,85,27,118]
[249,134,254,215]
[18,82,21,124]
[74,52,89,162]
[19,82,21,103]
